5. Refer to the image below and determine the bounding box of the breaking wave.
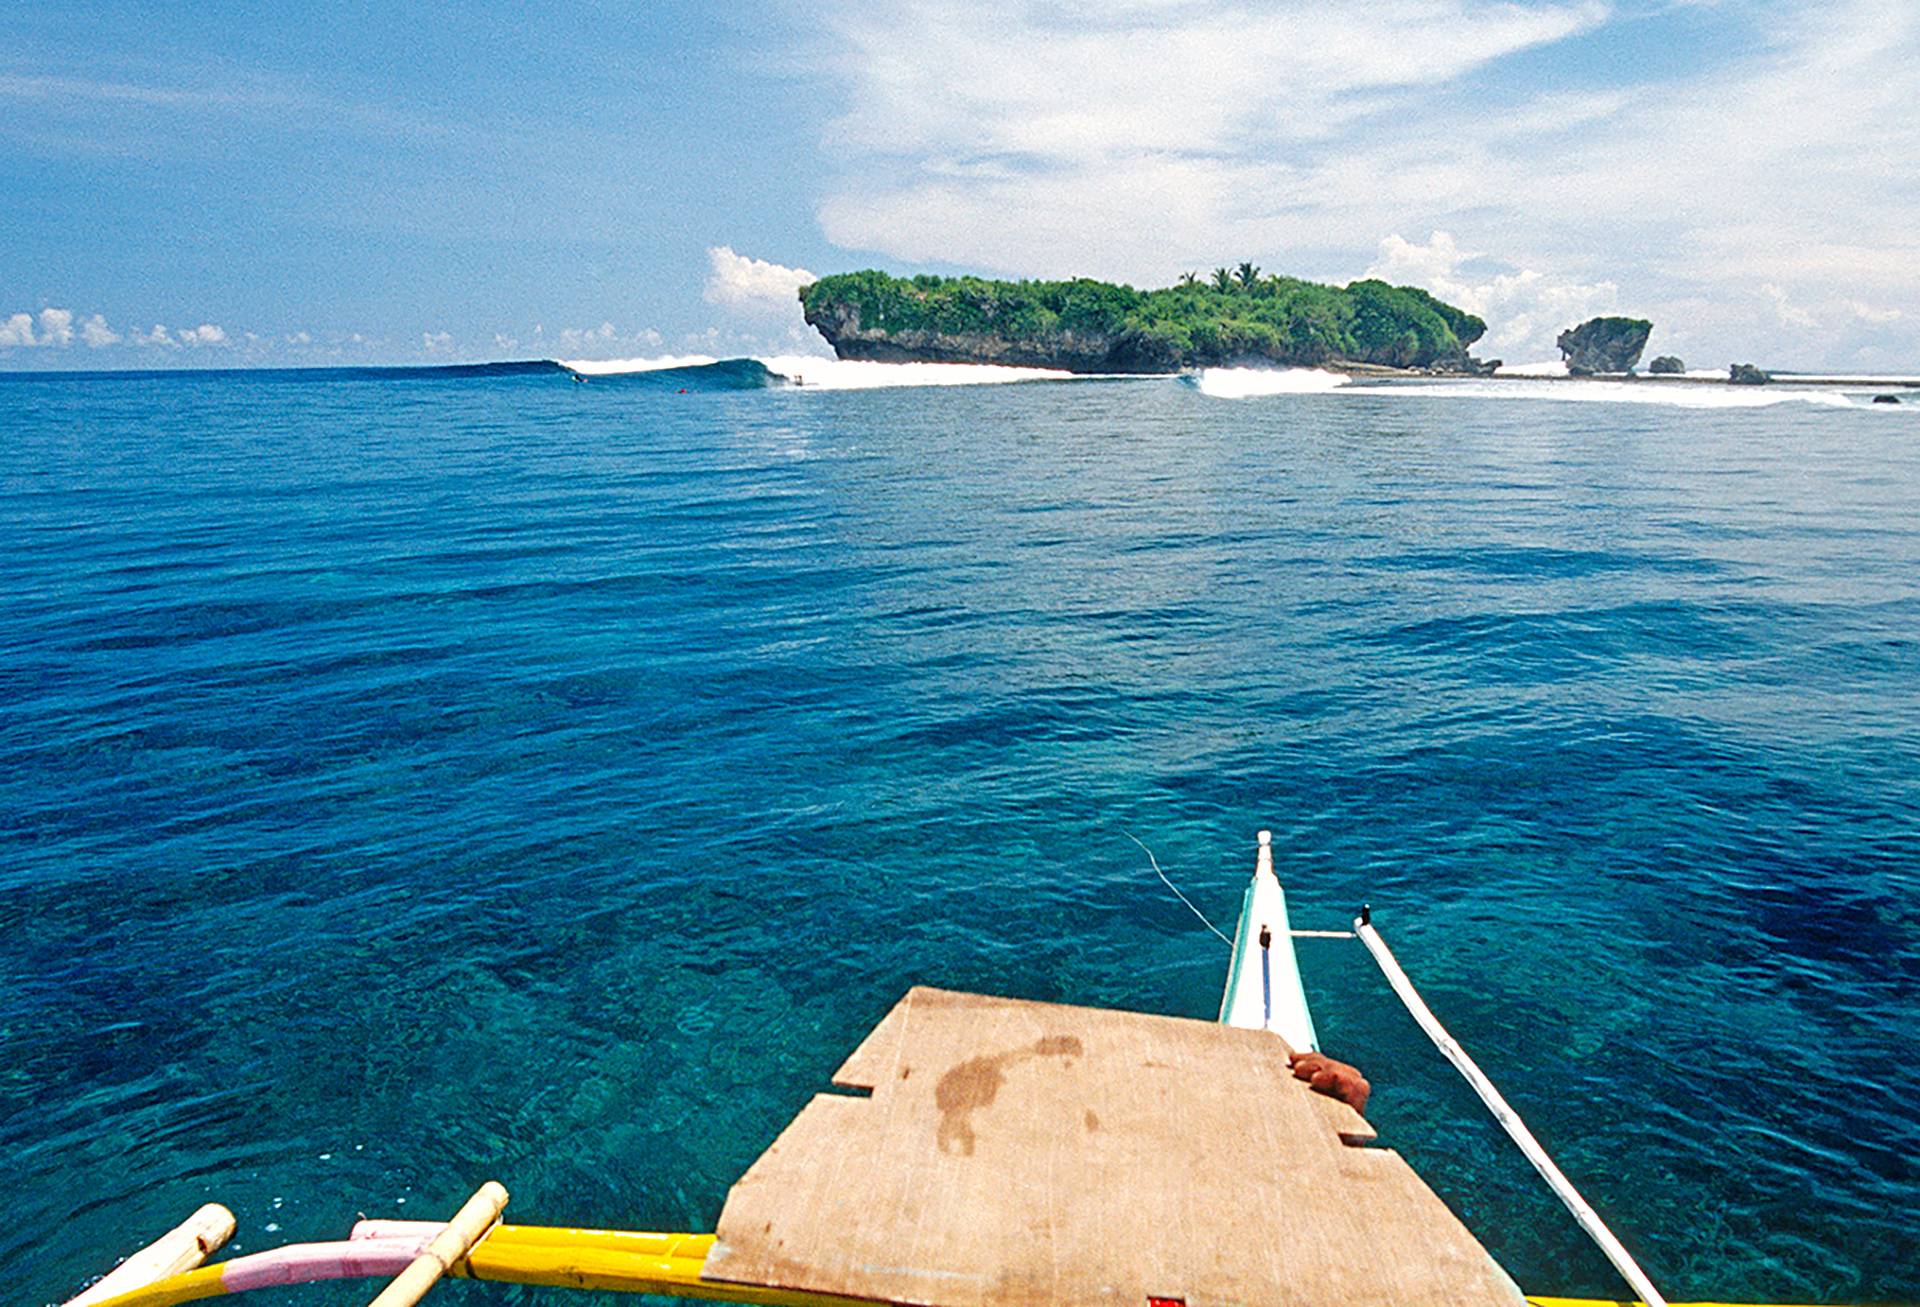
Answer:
[547,354,1914,409]
[559,353,1105,391]
[1340,378,1884,411]
[1190,367,1351,398]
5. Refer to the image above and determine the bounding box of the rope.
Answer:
[1354,915,1670,1307]
[1125,833,1233,947]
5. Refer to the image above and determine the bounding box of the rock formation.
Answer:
[1872,394,1900,404]
[1728,363,1771,385]
[1648,355,1686,375]
[1556,317,1653,375]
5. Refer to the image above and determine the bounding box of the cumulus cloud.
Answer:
[36,307,75,346]
[178,323,228,346]
[554,322,665,356]
[135,324,181,348]
[804,0,1920,367]
[0,306,123,349]
[80,314,119,347]
[704,246,816,312]
[1366,232,1620,361]
[422,330,453,353]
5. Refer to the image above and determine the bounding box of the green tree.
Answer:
[1211,267,1234,292]
[1235,262,1260,289]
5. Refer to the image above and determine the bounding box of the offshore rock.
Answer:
[1557,317,1653,375]
[1648,355,1686,374]
[1872,394,1900,404]
[1728,363,1771,385]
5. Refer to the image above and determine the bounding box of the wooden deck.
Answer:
[703,987,1527,1307]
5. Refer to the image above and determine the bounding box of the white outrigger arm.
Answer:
[1218,829,1319,1049]
[1214,829,1671,1307]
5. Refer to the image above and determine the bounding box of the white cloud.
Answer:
[178,323,228,346]
[805,0,1920,368]
[1366,232,1621,361]
[422,330,453,353]
[1762,284,1819,331]
[80,314,119,347]
[0,306,123,349]
[704,246,816,312]
[136,324,181,349]
[1846,300,1903,325]
[553,322,665,357]
[36,307,75,346]
[817,0,1604,163]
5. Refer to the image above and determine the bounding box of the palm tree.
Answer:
[1211,267,1234,292]
[1178,271,1199,287]
[1236,261,1260,289]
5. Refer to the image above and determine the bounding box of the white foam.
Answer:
[561,354,719,376]
[1352,378,1868,410]
[1495,359,1570,377]
[1194,367,1352,398]
[1772,372,1920,385]
[759,355,1086,389]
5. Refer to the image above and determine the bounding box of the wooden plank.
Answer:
[706,988,1524,1307]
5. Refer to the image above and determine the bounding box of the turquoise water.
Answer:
[3,367,1916,1303]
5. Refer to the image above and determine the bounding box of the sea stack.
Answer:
[1728,363,1771,385]
[1557,317,1653,375]
[1648,355,1686,375]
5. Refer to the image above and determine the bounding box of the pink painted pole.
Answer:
[215,1236,427,1294]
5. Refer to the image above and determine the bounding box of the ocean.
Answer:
[2,361,1916,1303]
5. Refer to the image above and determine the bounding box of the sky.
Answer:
[3,0,1917,371]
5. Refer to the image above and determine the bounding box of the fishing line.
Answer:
[1126,832,1234,947]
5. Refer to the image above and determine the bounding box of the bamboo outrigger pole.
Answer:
[65,1204,236,1307]
[365,1182,507,1307]
[1354,910,1671,1307]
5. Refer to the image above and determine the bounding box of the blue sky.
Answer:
[4,1,1917,370]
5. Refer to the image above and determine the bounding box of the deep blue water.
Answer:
[3,368,1917,1304]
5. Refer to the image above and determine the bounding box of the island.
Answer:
[798,268,1494,374]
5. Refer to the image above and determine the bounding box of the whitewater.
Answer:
[559,353,1916,411]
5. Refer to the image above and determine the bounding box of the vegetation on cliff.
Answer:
[799,268,1489,373]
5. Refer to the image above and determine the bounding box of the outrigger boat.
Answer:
[65,832,1845,1307]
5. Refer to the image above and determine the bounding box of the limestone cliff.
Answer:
[1557,317,1653,375]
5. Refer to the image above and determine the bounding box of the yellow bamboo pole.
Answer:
[363,1182,507,1307]
[64,1219,1869,1307]
[65,1204,236,1307]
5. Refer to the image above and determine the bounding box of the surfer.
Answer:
[1288,1049,1371,1113]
